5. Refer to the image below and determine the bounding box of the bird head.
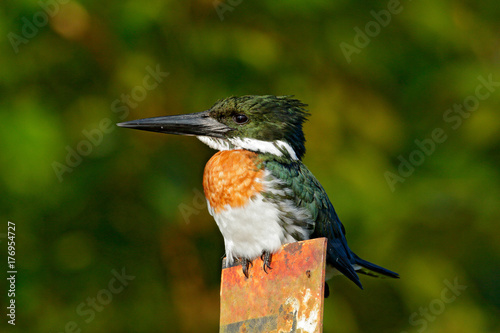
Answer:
[117,95,310,160]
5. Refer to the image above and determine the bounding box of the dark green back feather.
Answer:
[264,159,363,288]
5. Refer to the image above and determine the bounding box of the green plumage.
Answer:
[242,95,400,288]
[264,159,366,287]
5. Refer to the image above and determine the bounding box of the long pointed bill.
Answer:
[117,110,233,138]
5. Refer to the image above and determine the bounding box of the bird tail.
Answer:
[352,253,400,279]
[329,253,364,289]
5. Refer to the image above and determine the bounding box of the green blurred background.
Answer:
[1,0,499,332]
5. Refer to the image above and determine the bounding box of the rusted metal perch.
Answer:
[220,238,328,333]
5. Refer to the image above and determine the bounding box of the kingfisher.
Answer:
[118,95,399,289]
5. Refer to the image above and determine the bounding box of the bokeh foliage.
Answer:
[1,0,499,332]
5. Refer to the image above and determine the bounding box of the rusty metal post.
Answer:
[219,238,328,333]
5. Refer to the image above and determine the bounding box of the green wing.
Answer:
[265,160,363,288]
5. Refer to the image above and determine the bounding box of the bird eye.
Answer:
[233,114,249,124]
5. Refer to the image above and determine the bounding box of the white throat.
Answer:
[197,136,298,160]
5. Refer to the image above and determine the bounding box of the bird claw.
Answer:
[240,252,272,278]
[261,251,272,273]
[241,258,253,278]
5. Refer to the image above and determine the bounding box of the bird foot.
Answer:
[240,252,272,278]
[241,258,253,278]
[261,251,273,273]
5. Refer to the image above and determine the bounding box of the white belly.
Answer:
[208,193,312,264]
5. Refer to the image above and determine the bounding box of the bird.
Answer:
[117,95,399,289]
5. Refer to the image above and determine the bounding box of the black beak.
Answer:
[117,110,232,138]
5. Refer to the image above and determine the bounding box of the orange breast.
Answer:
[203,150,264,213]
